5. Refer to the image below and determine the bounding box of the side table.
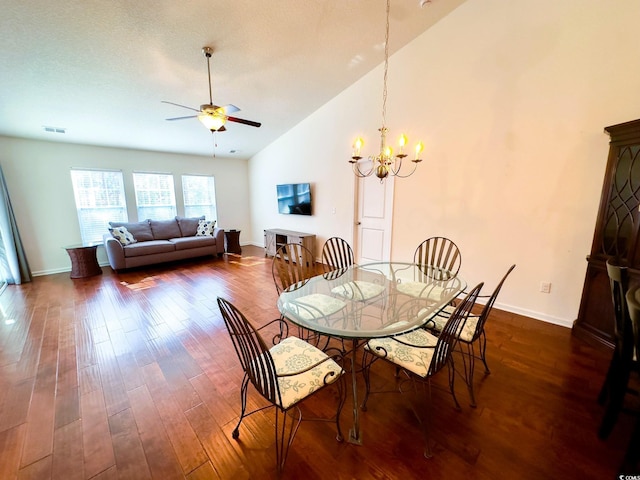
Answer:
[65,243,103,279]
[224,230,241,254]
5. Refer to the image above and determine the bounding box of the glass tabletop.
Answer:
[277,262,466,339]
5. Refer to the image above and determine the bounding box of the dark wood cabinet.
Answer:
[574,119,640,347]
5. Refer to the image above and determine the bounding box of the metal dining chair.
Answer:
[429,264,516,407]
[395,237,462,301]
[272,243,316,295]
[360,283,483,458]
[217,297,346,474]
[621,286,640,471]
[598,258,638,439]
[322,236,354,272]
[414,236,462,281]
[272,243,347,347]
[321,237,385,302]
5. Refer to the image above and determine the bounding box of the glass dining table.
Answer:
[277,261,466,445]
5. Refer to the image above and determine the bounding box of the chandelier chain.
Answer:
[382,0,390,130]
[349,0,423,180]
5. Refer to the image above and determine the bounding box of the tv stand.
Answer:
[264,228,315,259]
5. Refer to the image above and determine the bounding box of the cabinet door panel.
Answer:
[575,262,615,346]
[264,231,276,256]
[600,145,640,261]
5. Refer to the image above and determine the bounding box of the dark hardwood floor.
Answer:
[0,246,634,479]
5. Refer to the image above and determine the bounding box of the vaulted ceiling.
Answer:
[1,0,466,159]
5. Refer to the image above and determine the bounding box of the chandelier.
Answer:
[349,0,423,180]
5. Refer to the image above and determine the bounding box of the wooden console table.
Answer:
[65,243,102,279]
[264,228,315,259]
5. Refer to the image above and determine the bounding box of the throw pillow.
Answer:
[108,220,153,242]
[109,226,137,246]
[149,219,182,240]
[196,219,216,236]
[176,215,205,237]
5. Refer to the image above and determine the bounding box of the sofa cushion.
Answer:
[123,240,176,258]
[150,219,182,240]
[196,219,216,236]
[170,236,217,251]
[176,215,205,237]
[109,226,137,246]
[109,220,154,242]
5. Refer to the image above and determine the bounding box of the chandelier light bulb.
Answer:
[414,141,424,160]
[353,137,364,158]
[398,134,408,156]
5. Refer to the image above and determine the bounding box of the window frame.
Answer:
[70,168,128,244]
[181,174,218,222]
[132,172,177,221]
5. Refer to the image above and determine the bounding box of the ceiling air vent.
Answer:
[42,126,66,134]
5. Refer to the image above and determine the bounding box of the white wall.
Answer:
[249,0,640,327]
[0,136,250,275]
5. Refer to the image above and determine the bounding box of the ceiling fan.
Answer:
[162,46,261,133]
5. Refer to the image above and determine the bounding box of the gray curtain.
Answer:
[0,165,31,284]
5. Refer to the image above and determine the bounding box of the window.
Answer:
[70,169,127,244]
[133,172,176,220]
[182,175,217,221]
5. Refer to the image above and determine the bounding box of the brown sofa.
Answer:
[103,216,224,271]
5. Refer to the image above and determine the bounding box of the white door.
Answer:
[353,174,394,264]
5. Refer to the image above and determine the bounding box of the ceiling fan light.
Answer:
[198,112,227,131]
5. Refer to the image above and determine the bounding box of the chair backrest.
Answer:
[429,282,483,376]
[272,243,316,295]
[414,237,462,280]
[468,264,516,342]
[625,287,640,361]
[217,297,281,405]
[607,258,632,351]
[322,237,354,272]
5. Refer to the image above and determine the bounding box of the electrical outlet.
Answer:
[540,281,551,294]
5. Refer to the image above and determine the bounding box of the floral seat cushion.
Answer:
[427,305,479,342]
[283,293,346,322]
[365,328,439,378]
[268,336,344,409]
[396,281,447,300]
[331,280,385,301]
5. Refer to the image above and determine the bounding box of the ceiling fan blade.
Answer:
[227,116,261,128]
[166,115,197,121]
[218,104,240,114]
[207,104,240,115]
[161,100,201,112]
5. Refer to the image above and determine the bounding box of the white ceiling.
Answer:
[1,0,466,159]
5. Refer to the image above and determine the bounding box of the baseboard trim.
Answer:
[492,302,572,328]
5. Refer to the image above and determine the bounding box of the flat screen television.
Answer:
[276,183,312,215]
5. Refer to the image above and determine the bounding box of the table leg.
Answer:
[348,338,363,445]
